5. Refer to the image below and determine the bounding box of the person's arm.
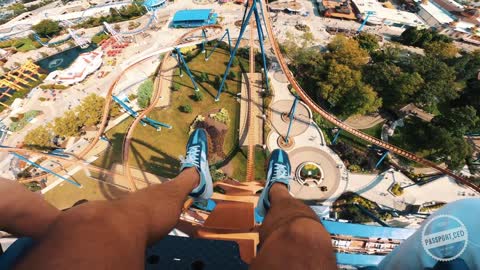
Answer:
[0,179,59,239]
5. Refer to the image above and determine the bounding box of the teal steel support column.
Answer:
[215,2,256,101]
[375,151,389,169]
[285,96,299,143]
[174,47,199,91]
[332,129,342,144]
[12,153,81,188]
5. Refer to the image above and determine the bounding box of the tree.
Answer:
[456,78,480,112]
[180,104,192,113]
[32,19,61,38]
[364,62,424,109]
[53,110,82,137]
[424,41,458,60]
[91,33,109,45]
[451,50,480,81]
[408,56,457,111]
[354,32,379,53]
[109,102,122,119]
[399,27,452,48]
[8,3,26,15]
[326,35,369,68]
[76,94,105,127]
[400,118,471,170]
[433,106,479,136]
[24,125,53,150]
[317,61,381,117]
[371,44,402,63]
[137,79,153,109]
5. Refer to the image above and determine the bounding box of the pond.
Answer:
[36,44,98,73]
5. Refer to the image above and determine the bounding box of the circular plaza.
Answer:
[270,99,311,138]
[288,147,341,201]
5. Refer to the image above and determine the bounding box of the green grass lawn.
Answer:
[231,148,248,181]
[254,147,267,180]
[93,117,133,170]
[44,170,129,209]
[95,48,243,179]
[15,37,40,52]
[361,122,383,138]
[230,146,267,181]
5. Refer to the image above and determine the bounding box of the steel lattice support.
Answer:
[285,95,299,143]
[174,47,199,92]
[215,0,270,101]
[205,29,232,61]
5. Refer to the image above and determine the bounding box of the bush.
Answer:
[39,97,47,102]
[199,72,209,82]
[348,164,362,172]
[180,104,192,113]
[214,75,222,88]
[231,57,239,67]
[210,108,230,124]
[227,71,236,80]
[193,91,203,102]
[32,19,61,38]
[137,79,154,109]
[171,82,180,91]
[390,183,404,196]
[91,33,109,45]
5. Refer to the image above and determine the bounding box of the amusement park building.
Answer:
[171,9,218,28]
[44,50,103,86]
[351,0,425,28]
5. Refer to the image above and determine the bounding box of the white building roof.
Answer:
[0,1,130,34]
[405,176,479,205]
[45,50,103,85]
[352,0,425,27]
[455,20,474,34]
[419,1,455,24]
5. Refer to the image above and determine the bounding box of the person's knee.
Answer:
[57,202,123,227]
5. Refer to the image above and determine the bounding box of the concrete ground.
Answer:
[288,146,340,200]
[344,114,385,130]
[269,99,310,137]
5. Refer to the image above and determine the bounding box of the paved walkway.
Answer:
[266,61,343,202]
[269,99,310,137]
[156,56,177,108]
[239,73,263,147]
[344,114,385,130]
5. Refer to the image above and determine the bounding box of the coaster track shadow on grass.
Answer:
[128,137,180,179]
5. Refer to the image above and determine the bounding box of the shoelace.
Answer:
[180,145,200,168]
[273,163,291,181]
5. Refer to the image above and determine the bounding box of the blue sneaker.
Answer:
[180,128,213,200]
[255,149,291,218]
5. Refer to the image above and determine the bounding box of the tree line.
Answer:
[24,94,121,150]
[286,30,479,170]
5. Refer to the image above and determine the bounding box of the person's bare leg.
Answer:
[0,178,60,239]
[250,183,336,270]
[14,167,199,270]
